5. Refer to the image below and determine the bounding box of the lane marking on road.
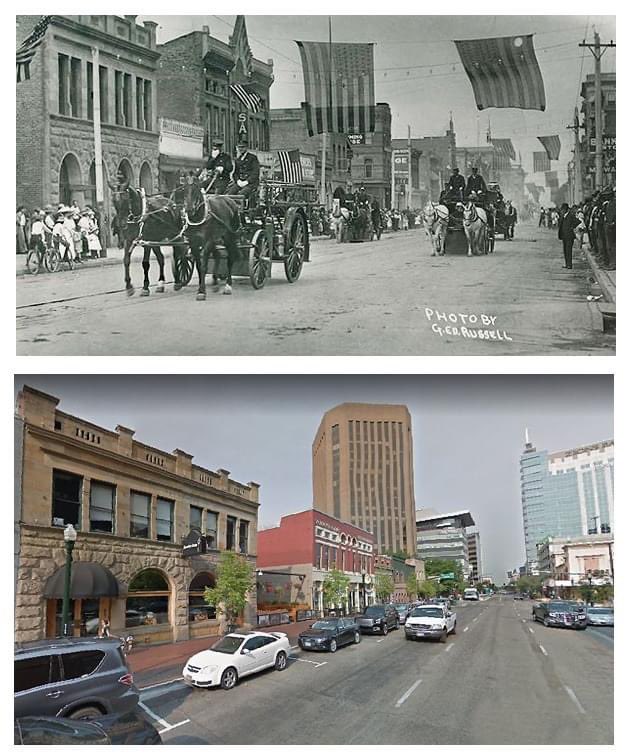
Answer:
[140,681,189,702]
[528,627,535,634]
[139,677,183,691]
[395,679,423,708]
[539,644,548,656]
[159,719,191,735]
[563,685,586,715]
[472,617,478,622]
[287,656,327,668]
[377,639,385,643]
[445,643,455,653]
[463,627,469,633]
[138,700,190,733]
[289,645,300,651]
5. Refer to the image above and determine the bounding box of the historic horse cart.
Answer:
[440,188,498,255]
[171,180,314,290]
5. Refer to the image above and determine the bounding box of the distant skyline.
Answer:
[140,14,616,184]
[16,375,613,583]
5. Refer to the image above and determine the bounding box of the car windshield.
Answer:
[548,602,578,611]
[587,607,613,615]
[364,606,385,617]
[311,620,338,630]
[210,635,245,654]
[394,604,408,611]
[410,607,444,618]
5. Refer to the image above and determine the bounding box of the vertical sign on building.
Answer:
[392,149,409,210]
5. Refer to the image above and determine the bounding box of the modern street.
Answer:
[134,597,613,745]
[16,223,614,356]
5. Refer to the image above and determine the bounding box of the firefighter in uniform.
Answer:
[445,167,466,202]
[466,166,488,198]
[227,140,260,204]
[203,139,233,194]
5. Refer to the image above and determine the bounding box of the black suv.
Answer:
[356,604,400,635]
[14,637,139,720]
[532,601,587,630]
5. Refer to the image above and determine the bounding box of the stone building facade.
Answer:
[16,15,160,241]
[15,386,260,646]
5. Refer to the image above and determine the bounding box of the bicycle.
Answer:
[26,241,61,274]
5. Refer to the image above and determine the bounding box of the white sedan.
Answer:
[182,630,290,690]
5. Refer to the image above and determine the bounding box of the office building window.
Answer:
[206,511,218,549]
[58,54,70,115]
[226,516,237,550]
[136,77,144,130]
[190,505,203,531]
[70,57,82,118]
[239,521,249,554]
[52,470,82,528]
[89,481,115,533]
[114,71,123,124]
[99,66,108,122]
[123,73,132,126]
[365,158,373,178]
[156,497,174,542]
[143,80,152,131]
[86,62,93,121]
[130,491,150,539]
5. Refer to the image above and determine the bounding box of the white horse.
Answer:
[422,201,449,256]
[331,198,349,243]
[458,201,488,256]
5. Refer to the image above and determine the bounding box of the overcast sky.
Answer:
[139,14,616,184]
[16,375,613,582]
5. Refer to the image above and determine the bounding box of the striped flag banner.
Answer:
[533,151,550,174]
[525,182,539,200]
[454,34,546,111]
[491,138,516,161]
[230,83,262,113]
[545,170,559,188]
[16,15,52,82]
[277,149,304,184]
[296,40,375,136]
[537,135,561,161]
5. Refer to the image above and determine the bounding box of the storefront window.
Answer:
[188,573,216,622]
[52,470,82,528]
[89,481,115,533]
[126,569,170,627]
[156,497,174,542]
[130,491,150,539]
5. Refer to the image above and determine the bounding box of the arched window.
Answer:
[139,162,153,194]
[117,159,134,185]
[188,572,216,622]
[59,153,83,207]
[126,569,170,627]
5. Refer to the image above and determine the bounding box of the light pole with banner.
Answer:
[61,524,77,636]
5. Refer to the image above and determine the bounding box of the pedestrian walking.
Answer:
[98,618,111,638]
[538,207,546,227]
[557,203,577,269]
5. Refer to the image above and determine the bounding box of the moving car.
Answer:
[183,630,290,690]
[298,617,360,652]
[14,637,139,720]
[585,606,614,626]
[14,710,162,745]
[356,604,400,635]
[532,601,587,629]
[405,604,457,642]
[463,587,479,601]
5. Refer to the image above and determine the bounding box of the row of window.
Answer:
[315,543,372,574]
[50,469,249,551]
[57,54,153,130]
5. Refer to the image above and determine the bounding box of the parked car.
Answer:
[532,601,587,629]
[183,630,290,690]
[405,604,457,642]
[14,637,139,720]
[14,710,162,745]
[356,604,399,635]
[298,617,360,652]
[392,603,412,624]
[513,594,525,601]
[585,606,614,626]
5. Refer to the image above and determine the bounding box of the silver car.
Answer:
[585,606,614,626]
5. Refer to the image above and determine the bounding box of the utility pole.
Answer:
[579,32,615,190]
[407,124,412,211]
[566,107,583,203]
[91,48,104,214]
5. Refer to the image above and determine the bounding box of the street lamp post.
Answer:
[61,524,77,637]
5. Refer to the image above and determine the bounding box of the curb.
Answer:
[582,247,616,304]
[16,256,121,278]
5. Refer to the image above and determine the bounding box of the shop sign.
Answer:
[238,112,248,137]
[347,133,365,146]
[182,527,206,557]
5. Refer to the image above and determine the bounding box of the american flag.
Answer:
[230,83,262,113]
[296,40,375,136]
[491,138,516,162]
[537,135,561,161]
[277,150,303,183]
[454,34,546,111]
[16,15,52,82]
[533,151,550,174]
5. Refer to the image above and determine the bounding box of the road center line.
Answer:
[472,617,478,622]
[138,701,172,730]
[377,639,385,643]
[539,644,548,656]
[445,643,455,653]
[528,627,534,634]
[463,627,469,633]
[395,679,422,708]
[563,685,586,714]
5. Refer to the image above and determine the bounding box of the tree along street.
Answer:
[16,224,614,356]
[136,597,612,745]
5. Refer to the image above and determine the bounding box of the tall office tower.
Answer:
[520,430,614,568]
[312,404,416,556]
[415,508,475,580]
[467,531,483,580]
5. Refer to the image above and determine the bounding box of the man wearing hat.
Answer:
[466,165,487,198]
[446,167,466,202]
[227,140,260,203]
[204,139,233,195]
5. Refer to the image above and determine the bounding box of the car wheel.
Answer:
[275,651,287,670]
[450,622,457,635]
[353,631,361,644]
[329,639,338,653]
[67,706,104,721]
[439,629,448,643]
[220,667,238,690]
[382,624,388,636]
[543,617,549,627]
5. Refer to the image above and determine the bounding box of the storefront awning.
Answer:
[44,562,120,599]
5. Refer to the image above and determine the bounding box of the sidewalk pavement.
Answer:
[16,247,125,277]
[582,245,616,304]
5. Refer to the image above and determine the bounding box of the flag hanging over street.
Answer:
[454,34,546,111]
[491,138,516,161]
[230,83,263,113]
[525,182,540,201]
[296,40,375,136]
[538,135,561,161]
[544,170,559,188]
[16,15,51,82]
[277,149,304,183]
[533,151,550,173]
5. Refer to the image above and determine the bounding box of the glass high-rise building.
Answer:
[520,433,614,567]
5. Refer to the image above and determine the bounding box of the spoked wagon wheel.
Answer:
[249,230,270,290]
[172,246,195,287]
[26,250,41,275]
[284,214,307,283]
[45,246,61,273]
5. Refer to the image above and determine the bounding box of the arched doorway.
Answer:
[125,568,171,628]
[139,161,153,194]
[117,158,134,185]
[188,571,217,639]
[59,153,83,207]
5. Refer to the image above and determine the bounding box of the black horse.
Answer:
[183,176,241,299]
[110,180,182,296]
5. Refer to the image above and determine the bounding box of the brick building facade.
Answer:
[16,15,160,237]
[15,386,260,646]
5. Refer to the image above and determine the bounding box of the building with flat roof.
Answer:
[415,509,475,579]
[312,403,416,557]
[467,531,483,581]
[520,432,614,568]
